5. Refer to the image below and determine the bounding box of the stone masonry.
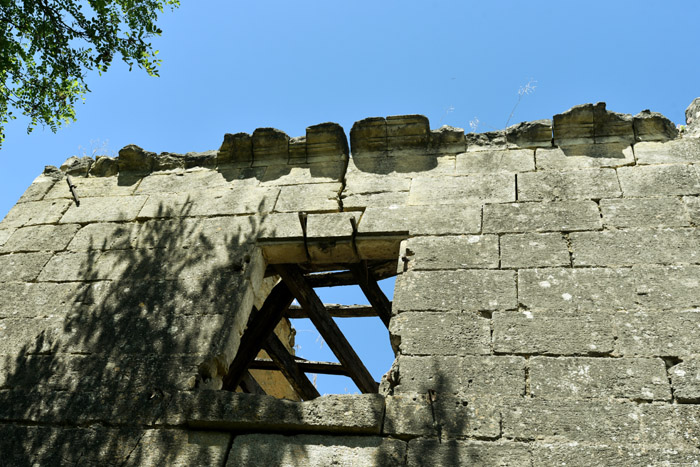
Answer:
[2,99,700,465]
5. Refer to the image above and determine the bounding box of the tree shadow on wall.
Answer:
[0,199,281,465]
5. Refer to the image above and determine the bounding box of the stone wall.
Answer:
[1,99,700,465]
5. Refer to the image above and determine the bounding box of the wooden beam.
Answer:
[263,333,321,400]
[222,281,294,391]
[286,303,378,319]
[239,371,266,395]
[349,262,392,328]
[275,264,379,394]
[250,358,349,376]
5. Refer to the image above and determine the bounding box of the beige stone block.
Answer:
[483,200,602,233]
[275,183,341,213]
[634,138,700,165]
[1,199,72,229]
[455,148,534,173]
[1,224,80,253]
[618,164,700,197]
[60,196,148,223]
[358,204,481,235]
[535,143,634,170]
[45,175,140,199]
[518,168,621,201]
[600,197,690,228]
[404,235,499,270]
[500,232,570,268]
[0,252,53,282]
[408,173,515,205]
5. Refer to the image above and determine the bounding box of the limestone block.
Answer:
[483,200,601,233]
[600,197,690,228]
[683,196,700,225]
[89,155,119,176]
[166,392,384,434]
[638,404,700,450]
[190,186,279,216]
[228,434,406,467]
[0,228,15,247]
[349,153,455,175]
[218,132,253,165]
[669,358,700,402]
[502,399,640,443]
[518,168,621,201]
[59,195,148,223]
[261,162,345,186]
[429,125,466,154]
[344,172,411,196]
[355,235,403,261]
[407,439,532,467]
[0,282,91,318]
[465,130,508,151]
[306,212,360,262]
[0,316,65,354]
[404,235,499,270]
[135,169,230,194]
[183,150,217,169]
[535,143,634,170]
[45,175,140,199]
[493,311,614,355]
[37,251,114,281]
[341,191,408,210]
[0,199,72,229]
[505,119,552,148]
[0,252,53,282]
[275,183,341,212]
[553,102,634,146]
[617,164,700,197]
[358,204,481,236]
[636,138,700,166]
[258,212,307,263]
[518,267,637,312]
[118,144,155,173]
[384,394,500,438]
[128,429,231,467]
[194,215,259,247]
[633,109,679,141]
[390,312,491,355]
[386,114,430,151]
[393,270,516,312]
[17,174,56,203]
[500,233,570,268]
[529,356,670,401]
[137,192,194,218]
[455,148,534,174]
[252,127,289,166]
[570,228,700,266]
[532,443,700,466]
[60,155,94,176]
[350,117,387,155]
[408,173,515,205]
[633,265,700,310]
[306,122,348,162]
[395,355,525,397]
[287,136,306,163]
[1,224,79,253]
[614,310,700,357]
[68,222,139,251]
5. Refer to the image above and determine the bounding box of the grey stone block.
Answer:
[404,235,499,270]
[395,355,525,397]
[135,169,231,194]
[455,148,535,173]
[600,197,690,228]
[493,311,615,355]
[69,222,141,250]
[384,394,500,438]
[60,195,148,223]
[189,186,279,217]
[633,109,679,142]
[430,125,466,153]
[518,168,621,201]
[634,138,700,164]
[306,212,360,262]
[261,162,345,186]
[275,183,341,212]
[500,233,570,268]
[165,392,384,434]
[252,127,290,166]
[669,358,700,402]
[618,164,700,197]
[571,228,700,266]
[45,175,140,199]
[683,196,700,225]
[615,310,700,357]
[0,281,90,318]
[0,252,53,282]
[390,312,491,356]
[0,316,66,354]
[483,200,602,233]
[128,429,231,467]
[408,173,515,205]
[1,224,80,252]
[535,143,634,170]
[386,114,430,151]
[407,439,531,467]
[393,270,516,312]
[529,356,670,401]
[638,404,700,450]
[532,443,700,466]
[350,153,456,175]
[518,267,637,311]
[218,132,253,165]
[634,265,700,310]
[359,204,481,236]
[342,191,408,209]
[228,434,406,467]
[344,172,411,195]
[0,228,14,247]
[17,174,56,203]
[0,199,72,229]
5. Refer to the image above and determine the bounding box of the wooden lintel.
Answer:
[286,303,379,319]
[348,262,392,328]
[250,358,349,376]
[275,264,379,394]
[263,333,321,400]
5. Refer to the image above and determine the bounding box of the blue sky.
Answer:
[1,1,699,394]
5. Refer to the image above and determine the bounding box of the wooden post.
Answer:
[349,262,392,328]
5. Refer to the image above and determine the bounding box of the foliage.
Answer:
[0,0,180,146]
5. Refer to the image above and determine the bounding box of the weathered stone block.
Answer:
[306,212,359,262]
[634,265,700,310]
[1,224,79,252]
[46,175,141,199]
[535,143,634,170]
[129,429,231,467]
[395,355,525,397]
[261,162,345,186]
[350,117,387,155]
[342,191,408,209]
[0,252,53,282]
[483,200,601,233]
[493,311,615,355]
[228,434,406,466]
[615,310,700,357]
[306,122,348,161]
[617,164,700,197]
[393,270,516,312]
[408,173,515,205]
[386,114,430,151]
[634,138,700,164]
[518,168,621,201]
[355,235,403,261]
[252,127,290,166]
[60,195,148,223]
[258,212,307,263]
[529,356,670,401]
[0,282,91,319]
[553,103,634,146]
[600,197,690,228]
[532,443,700,466]
[683,196,700,225]
[429,125,466,154]
[349,153,455,175]
[390,312,491,356]
[218,132,253,165]
[135,169,231,194]
[407,439,531,467]
[669,358,700,402]
[505,119,552,148]
[358,204,481,236]
[633,109,679,142]
[275,183,341,212]
[0,228,14,247]
[518,267,637,311]
[455,148,534,173]
[189,186,279,217]
[500,232,570,268]
[404,235,499,270]
[89,155,119,176]
[17,174,56,203]
[638,404,700,450]
[466,130,508,151]
[60,155,94,176]
[70,222,140,250]
[1,199,72,229]
[118,144,155,173]
[0,316,65,354]
[344,172,411,195]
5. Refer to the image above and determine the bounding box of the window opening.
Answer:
[221,260,396,400]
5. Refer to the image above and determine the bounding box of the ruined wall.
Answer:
[1,98,700,465]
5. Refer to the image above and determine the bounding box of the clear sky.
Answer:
[1,1,699,394]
